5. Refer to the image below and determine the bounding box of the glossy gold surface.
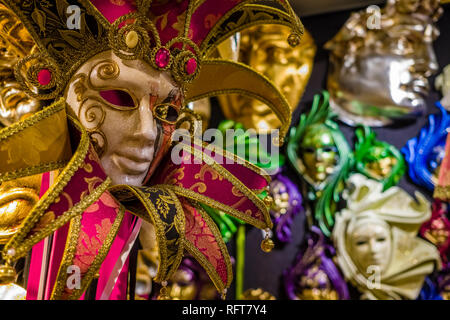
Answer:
[0,174,41,244]
[0,4,39,127]
[325,0,441,126]
[218,25,316,132]
[0,5,43,244]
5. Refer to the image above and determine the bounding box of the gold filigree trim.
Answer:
[152,185,186,281]
[8,177,112,261]
[50,214,82,300]
[178,134,272,183]
[202,4,303,56]
[0,98,65,142]
[0,97,70,182]
[0,160,68,184]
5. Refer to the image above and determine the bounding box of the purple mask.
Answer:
[283,226,349,300]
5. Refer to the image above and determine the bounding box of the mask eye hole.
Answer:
[99,89,136,109]
[302,147,315,154]
[153,103,180,124]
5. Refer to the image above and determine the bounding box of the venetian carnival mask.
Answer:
[348,217,393,275]
[287,92,351,235]
[354,125,405,190]
[284,227,349,300]
[333,174,441,300]
[288,92,350,190]
[299,124,339,184]
[0,7,40,127]
[217,25,316,133]
[325,0,442,126]
[0,0,304,301]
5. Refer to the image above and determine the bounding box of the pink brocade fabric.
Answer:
[89,0,249,48]
[152,145,269,225]
[182,199,229,285]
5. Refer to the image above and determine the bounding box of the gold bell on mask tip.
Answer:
[264,195,274,207]
[261,229,275,253]
[221,289,227,300]
[0,264,16,285]
[287,33,301,47]
[158,281,170,300]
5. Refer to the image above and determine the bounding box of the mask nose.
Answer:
[134,96,157,142]
[315,149,324,162]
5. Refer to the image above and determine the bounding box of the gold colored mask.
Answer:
[298,124,339,185]
[325,0,442,126]
[0,5,42,244]
[218,25,316,132]
[0,174,41,244]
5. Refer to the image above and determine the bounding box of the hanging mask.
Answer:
[325,0,442,126]
[287,91,352,236]
[354,125,405,190]
[333,174,441,300]
[217,25,316,133]
[284,226,349,300]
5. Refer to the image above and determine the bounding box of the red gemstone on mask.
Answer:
[186,58,197,75]
[37,69,52,86]
[155,48,170,68]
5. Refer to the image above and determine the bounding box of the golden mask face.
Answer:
[298,124,339,184]
[163,268,217,300]
[166,269,197,300]
[0,174,41,244]
[0,4,40,127]
[218,25,316,132]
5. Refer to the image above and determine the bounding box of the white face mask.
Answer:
[349,219,393,275]
[65,50,182,186]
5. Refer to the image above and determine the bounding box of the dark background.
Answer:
[213,3,450,299]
